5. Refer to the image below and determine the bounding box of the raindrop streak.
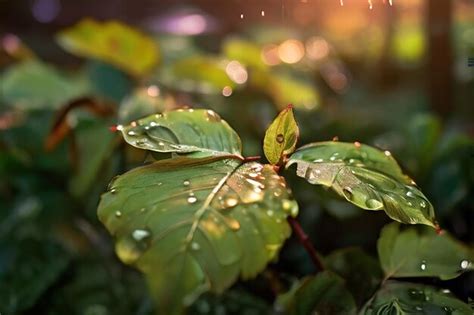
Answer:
[240,13,244,19]
[368,0,373,9]
[276,134,284,143]
[261,10,265,17]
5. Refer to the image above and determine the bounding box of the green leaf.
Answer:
[70,119,117,197]
[119,109,243,157]
[263,105,299,165]
[286,141,436,227]
[57,19,159,76]
[0,61,85,110]
[268,74,320,111]
[276,271,357,315]
[97,156,298,314]
[378,223,474,280]
[161,56,235,94]
[360,281,473,314]
[325,247,383,307]
[223,38,267,71]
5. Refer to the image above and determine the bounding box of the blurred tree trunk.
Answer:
[426,0,453,118]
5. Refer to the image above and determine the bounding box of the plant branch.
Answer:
[287,216,325,272]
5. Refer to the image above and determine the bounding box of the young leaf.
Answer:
[263,105,299,165]
[360,281,473,314]
[276,271,357,315]
[378,223,474,280]
[286,141,436,227]
[118,109,242,157]
[97,156,298,314]
[57,19,159,76]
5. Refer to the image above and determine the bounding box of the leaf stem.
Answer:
[287,216,325,271]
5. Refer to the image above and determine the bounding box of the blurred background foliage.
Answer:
[0,0,473,314]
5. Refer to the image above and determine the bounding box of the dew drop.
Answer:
[420,201,426,208]
[406,191,415,198]
[227,219,241,231]
[158,141,165,146]
[132,229,150,241]
[366,199,383,209]
[149,121,158,127]
[384,150,392,157]
[313,158,324,163]
[110,188,117,194]
[342,187,353,199]
[205,110,221,122]
[115,210,122,217]
[127,130,137,136]
[183,180,190,186]
[354,141,361,148]
[191,242,200,250]
[267,210,274,216]
[420,260,427,271]
[276,134,284,143]
[140,207,146,213]
[187,194,198,204]
[225,197,238,208]
[460,260,471,269]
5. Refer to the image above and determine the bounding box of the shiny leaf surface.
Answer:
[98,156,298,314]
[361,281,473,314]
[119,109,242,157]
[378,223,474,280]
[263,105,299,165]
[286,141,436,227]
[57,19,159,76]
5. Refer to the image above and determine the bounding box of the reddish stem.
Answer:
[287,216,325,271]
[244,155,261,162]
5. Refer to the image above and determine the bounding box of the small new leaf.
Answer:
[263,105,299,165]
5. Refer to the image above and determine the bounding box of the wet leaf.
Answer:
[0,60,85,110]
[378,223,474,280]
[119,109,242,157]
[276,271,357,315]
[263,105,299,165]
[57,19,159,76]
[325,247,383,307]
[286,141,436,227]
[97,155,298,314]
[360,281,473,314]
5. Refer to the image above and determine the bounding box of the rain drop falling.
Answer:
[240,13,244,19]
[276,133,284,143]
[261,10,265,17]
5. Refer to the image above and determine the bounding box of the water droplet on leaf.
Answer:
[276,134,284,143]
[115,210,122,217]
[132,229,150,241]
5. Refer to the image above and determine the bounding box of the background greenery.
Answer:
[0,0,473,314]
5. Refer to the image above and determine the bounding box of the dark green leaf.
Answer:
[98,156,298,314]
[361,281,473,314]
[378,223,474,280]
[276,271,357,315]
[119,109,243,157]
[325,247,383,306]
[263,105,299,165]
[0,61,85,110]
[286,141,436,227]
